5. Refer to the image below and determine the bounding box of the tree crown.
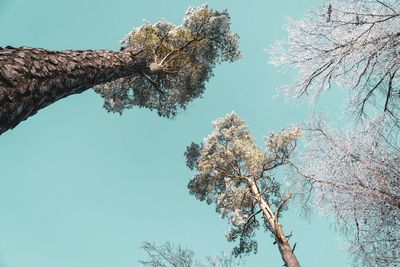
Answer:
[270,0,400,118]
[295,115,400,267]
[140,241,240,267]
[185,113,301,257]
[95,5,241,117]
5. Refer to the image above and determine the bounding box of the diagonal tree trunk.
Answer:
[0,46,148,134]
[245,176,301,267]
[275,224,301,267]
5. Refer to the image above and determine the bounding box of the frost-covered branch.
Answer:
[294,115,400,267]
[139,241,239,267]
[270,0,400,118]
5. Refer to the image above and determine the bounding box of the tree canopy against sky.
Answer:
[0,1,350,267]
[269,0,400,265]
[185,113,302,267]
[139,241,239,267]
[270,0,400,118]
[0,5,240,134]
[292,116,400,267]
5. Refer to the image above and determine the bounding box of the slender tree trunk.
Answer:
[274,223,301,267]
[0,46,149,134]
[245,177,301,267]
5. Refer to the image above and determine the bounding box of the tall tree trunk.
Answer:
[274,224,301,267]
[245,176,301,267]
[0,46,149,134]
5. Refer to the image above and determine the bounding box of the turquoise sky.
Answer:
[0,1,352,266]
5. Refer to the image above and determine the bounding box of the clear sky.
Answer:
[0,0,352,267]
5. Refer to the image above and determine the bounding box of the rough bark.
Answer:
[0,46,149,134]
[275,224,301,267]
[245,176,301,267]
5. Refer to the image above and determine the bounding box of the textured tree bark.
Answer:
[245,176,300,267]
[275,225,301,267]
[260,203,300,267]
[0,46,149,134]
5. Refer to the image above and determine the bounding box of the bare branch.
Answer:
[270,0,400,119]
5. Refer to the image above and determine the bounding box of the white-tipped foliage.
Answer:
[297,116,400,267]
[185,113,301,257]
[270,0,400,117]
[139,241,240,267]
[95,5,241,117]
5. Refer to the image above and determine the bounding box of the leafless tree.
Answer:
[291,115,400,267]
[139,241,239,267]
[270,0,400,119]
